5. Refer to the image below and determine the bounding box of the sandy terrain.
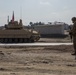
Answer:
[0,45,76,75]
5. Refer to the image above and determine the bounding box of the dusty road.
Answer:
[38,37,71,43]
[0,43,72,47]
[0,45,76,75]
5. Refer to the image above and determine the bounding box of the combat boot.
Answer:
[71,53,76,55]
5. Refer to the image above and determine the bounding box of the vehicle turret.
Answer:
[5,19,23,29]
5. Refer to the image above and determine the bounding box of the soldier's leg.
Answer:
[73,41,76,53]
[72,37,76,55]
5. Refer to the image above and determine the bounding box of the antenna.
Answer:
[20,5,22,20]
[7,16,9,24]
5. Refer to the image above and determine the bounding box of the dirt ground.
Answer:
[0,44,76,75]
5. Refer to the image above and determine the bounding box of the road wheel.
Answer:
[19,38,23,43]
[27,38,32,43]
[0,38,4,43]
[23,39,27,43]
[31,39,34,42]
[14,38,18,43]
[9,39,12,43]
[4,38,8,43]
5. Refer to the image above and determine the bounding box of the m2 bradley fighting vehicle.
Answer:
[0,12,40,43]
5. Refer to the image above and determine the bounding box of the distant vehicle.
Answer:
[0,12,40,43]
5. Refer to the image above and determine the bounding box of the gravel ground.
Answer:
[0,44,76,75]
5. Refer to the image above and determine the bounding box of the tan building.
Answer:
[33,24,64,35]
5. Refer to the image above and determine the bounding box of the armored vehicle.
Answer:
[0,12,40,43]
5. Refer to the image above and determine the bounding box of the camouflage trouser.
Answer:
[73,36,76,53]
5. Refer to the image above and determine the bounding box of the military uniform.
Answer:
[70,19,76,55]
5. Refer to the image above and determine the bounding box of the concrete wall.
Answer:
[33,24,64,35]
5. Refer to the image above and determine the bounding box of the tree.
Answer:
[39,22,42,25]
[29,22,33,26]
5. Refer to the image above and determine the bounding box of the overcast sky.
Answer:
[0,0,76,26]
